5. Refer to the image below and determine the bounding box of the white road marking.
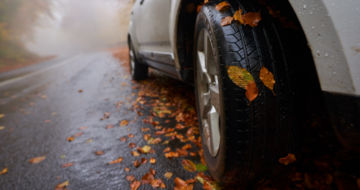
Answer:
[0,55,82,88]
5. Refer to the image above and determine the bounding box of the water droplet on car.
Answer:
[325,53,328,57]
[333,72,336,74]
[310,12,313,15]
[303,4,306,9]
[312,26,315,29]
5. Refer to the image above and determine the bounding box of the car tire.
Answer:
[194,0,309,187]
[128,40,148,80]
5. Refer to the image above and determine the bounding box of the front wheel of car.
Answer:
[195,0,310,187]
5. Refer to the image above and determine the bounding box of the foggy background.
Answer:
[26,0,133,56]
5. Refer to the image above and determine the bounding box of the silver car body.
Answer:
[129,0,360,96]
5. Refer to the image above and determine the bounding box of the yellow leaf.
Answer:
[164,172,173,179]
[120,120,129,127]
[29,155,46,164]
[56,180,69,188]
[0,168,8,175]
[215,2,231,12]
[0,114,4,119]
[141,145,152,153]
[227,66,258,103]
[233,8,244,24]
[259,66,275,95]
[131,151,140,156]
[221,16,233,26]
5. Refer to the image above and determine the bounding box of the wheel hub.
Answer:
[196,29,221,157]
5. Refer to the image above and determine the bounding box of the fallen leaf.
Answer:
[155,128,166,135]
[127,175,135,182]
[0,126,5,130]
[78,89,83,93]
[165,152,180,158]
[278,17,298,30]
[150,157,156,164]
[129,142,137,148]
[175,177,187,188]
[133,160,141,167]
[267,6,281,18]
[120,120,129,127]
[131,151,140,156]
[165,120,171,123]
[182,159,197,172]
[233,9,244,24]
[62,163,73,168]
[0,168,8,175]
[141,158,148,164]
[137,111,143,116]
[78,126,88,130]
[161,183,166,188]
[95,151,105,155]
[141,145,152,153]
[124,167,130,172]
[162,140,170,144]
[52,112,57,116]
[56,180,69,189]
[141,173,154,184]
[67,137,74,142]
[29,155,46,164]
[175,123,185,129]
[215,1,231,12]
[196,163,208,172]
[155,126,162,129]
[141,128,150,131]
[148,137,162,144]
[279,153,296,165]
[106,124,114,129]
[221,16,233,26]
[197,5,203,13]
[73,132,83,137]
[60,155,66,159]
[83,138,92,143]
[150,168,156,175]
[44,120,51,123]
[177,148,188,156]
[130,180,141,190]
[259,66,275,95]
[186,179,197,184]
[150,178,163,188]
[164,172,173,179]
[143,134,151,141]
[243,11,262,27]
[182,144,192,150]
[128,134,134,138]
[120,137,127,142]
[0,114,4,118]
[163,147,171,152]
[227,66,258,103]
[190,152,197,156]
[108,157,123,164]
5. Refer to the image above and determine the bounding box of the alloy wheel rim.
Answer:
[196,29,221,157]
[129,48,135,76]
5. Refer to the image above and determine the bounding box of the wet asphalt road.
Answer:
[0,51,205,189]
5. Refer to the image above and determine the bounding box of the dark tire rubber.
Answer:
[195,0,310,187]
[128,41,148,80]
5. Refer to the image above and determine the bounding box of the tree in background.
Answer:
[0,0,52,68]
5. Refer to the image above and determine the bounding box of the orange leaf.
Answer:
[106,124,114,129]
[130,180,141,190]
[279,153,297,165]
[67,137,74,142]
[190,152,197,156]
[182,159,197,172]
[165,152,179,158]
[175,123,185,129]
[243,11,262,27]
[127,175,135,182]
[150,178,163,188]
[128,134,134,138]
[62,163,73,168]
[131,151,140,156]
[215,1,231,12]
[108,157,123,164]
[267,6,281,18]
[141,128,150,131]
[221,16,233,26]
[182,144,192,150]
[259,66,275,95]
[95,151,105,155]
[233,8,244,24]
[141,173,154,184]
[0,168,8,175]
[141,158,148,164]
[150,157,156,164]
[175,177,187,188]
[245,81,259,104]
[29,155,46,164]
[278,17,298,30]
[73,132,83,137]
[163,147,171,152]
[120,120,129,127]
[78,126,88,130]
[129,142,136,148]
[120,137,127,142]
[143,134,151,141]
[124,167,130,172]
[177,148,188,156]
[164,172,173,179]
[150,168,156,175]
[133,160,141,167]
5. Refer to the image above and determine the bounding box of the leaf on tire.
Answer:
[259,66,275,95]
[278,17,298,30]
[215,2,231,12]
[233,8,244,24]
[234,7,262,27]
[227,66,258,103]
[267,6,281,18]
[279,153,297,165]
[221,16,233,26]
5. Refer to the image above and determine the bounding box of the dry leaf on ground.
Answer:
[148,137,162,144]
[141,173,154,184]
[95,151,105,155]
[215,1,231,11]
[124,167,130,172]
[85,138,93,143]
[141,158,148,164]
[29,155,46,164]
[279,153,296,165]
[127,175,135,182]
[62,163,73,168]
[164,172,173,179]
[128,134,134,138]
[67,137,74,142]
[174,177,188,189]
[150,157,156,164]
[131,151,140,157]
[130,180,141,190]
[182,159,197,172]
[143,134,151,141]
[134,160,141,167]
[0,168,8,175]
[141,128,150,131]
[73,132,83,137]
[120,120,129,127]
[164,147,171,152]
[106,124,114,129]
[141,145,152,153]
[56,180,69,189]
[260,66,276,95]
[150,178,163,188]
[120,137,127,142]
[129,142,136,148]
[165,152,180,158]
[78,126,88,130]
[108,157,123,164]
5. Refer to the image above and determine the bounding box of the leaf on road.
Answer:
[196,163,208,172]
[215,1,231,12]
[259,66,276,95]
[106,124,114,129]
[182,144,192,150]
[279,153,297,165]
[120,120,129,127]
[78,126,88,130]
[67,137,74,142]
[174,177,188,189]
[154,128,166,135]
[130,180,141,190]
[108,157,123,164]
[124,167,130,172]
[128,134,134,138]
[186,179,197,184]
[95,151,105,155]
[120,137,127,142]
[227,66,258,103]
[150,178,163,188]
[150,168,156,175]
[141,128,150,131]
[143,134,151,141]
[131,151,140,157]
[85,138,93,143]
[133,160,141,168]
[56,180,69,189]
[0,126,5,130]
[0,168,8,175]
[182,159,197,172]
[165,120,171,123]
[150,157,156,164]
[141,158,148,164]
[141,145,152,153]
[148,137,162,144]
[0,114,4,118]
[243,11,262,27]
[129,142,136,148]
[73,132,83,137]
[164,172,173,179]
[127,175,135,182]
[165,152,179,158]
[163,147,171,153]
[62,163,73,168]
[29,155,46,164]
[141,173,154,185]
[177,148,188,156]
[221,16,233,26]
